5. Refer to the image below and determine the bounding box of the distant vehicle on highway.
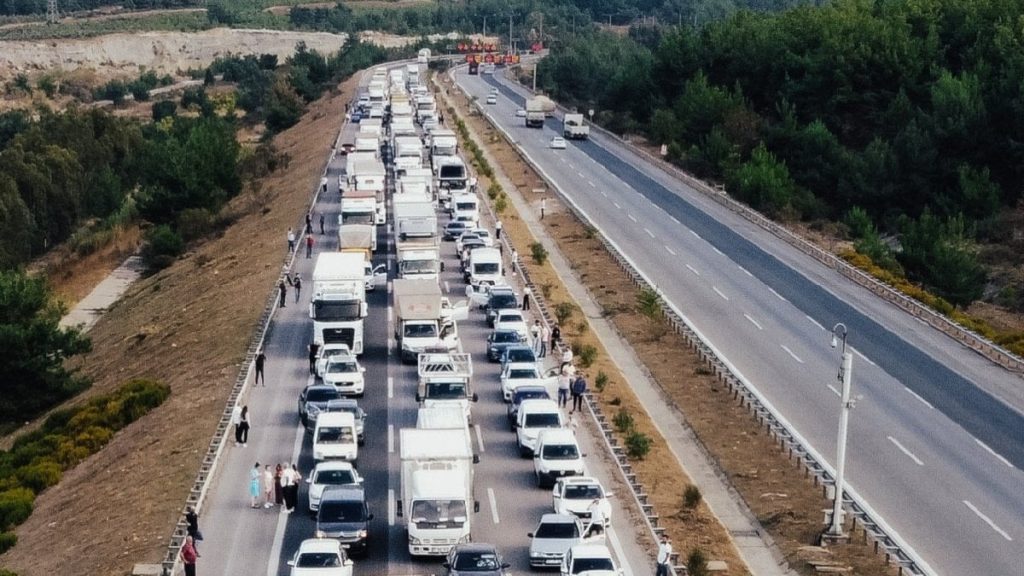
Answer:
[321,399,366,445]
[486,95,497,105]
[515,109,527,118]
[322,352,366,397]
[494,309,530,341]
[552,477,612,524]
[316,485,372,556]
[507,385,551,429]
[307,461,363,513]
[316,344,353,379]
[527,513,591,569]
[287,538,353,576]
[550,136,567,150]
[487,329,526,362]
[443,221,472,241]
[534,428,585,488]
[560,543,621,576]
[444,542,510,576]
[299,384,342,429]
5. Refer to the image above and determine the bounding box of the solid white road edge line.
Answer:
[738,265,754,277]
[711,245,723,256]
[743,313,763,330]
[903,386,933,410]
[781,345,804,364]
[265,422,306,576]
[689,230,701,239]
[974,439,1014,469]
[805,315,825,330]
[713,286,729,301]
[474,424,485,453]
[963,500,1013,541]
[487,488,500,524]
[664,245,677,256]
[887,436,924,466]
[767,286,788,302]
[853,348,876,366]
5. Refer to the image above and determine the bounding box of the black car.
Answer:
[485,288,519,326]
[508,385,551,430]
[298,384,342,428]
[444,221,472,240]
[317,485,373,556]
[487,329,526,362]
[445,543,510,576]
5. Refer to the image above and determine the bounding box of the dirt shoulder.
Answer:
[444,79,900,575]
[2,75,359,576]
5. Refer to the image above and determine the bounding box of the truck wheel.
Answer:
[519,445,530,458]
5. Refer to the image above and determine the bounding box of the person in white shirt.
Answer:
[656,536,673,576]
[230,404,243,446]
[540,324,551,357]
[586,498,606,537]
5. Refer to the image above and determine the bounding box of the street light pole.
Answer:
[825,323,853,541]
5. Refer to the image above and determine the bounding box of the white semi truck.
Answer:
[310,253,368,354]
[563,113,590,140]
[393,279,467,363]
[526,95,555,128]
[416,352,478,424]
[398,428,478,556]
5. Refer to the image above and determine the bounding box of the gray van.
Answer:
[316,485,373,556]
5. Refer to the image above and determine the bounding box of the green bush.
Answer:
[152,100,177,122]
[595,371,609,392]
[636,288,661,318]
[13,461,61,493]
[625,430,653,459]
[687,548,708,576]
[0,488,34,530]
[141,225,184,271]
[530,242,548,265]
[494,194,508,214]
[613,408,634,433]
[554,302,575,324]
[578,344,598,368]
[0,531,16,555]
[176,208,214,242]
[683,484,702,509]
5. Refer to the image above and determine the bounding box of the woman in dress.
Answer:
[263,464,275,508]
[249,462,261,508]
[274,463,284,505]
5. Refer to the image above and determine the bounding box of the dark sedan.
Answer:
[487,329,526,362]
[445,543,510,576]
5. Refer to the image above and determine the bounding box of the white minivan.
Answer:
[534,428,585,488]
[451,193,479,223]
[516,399,565,457]
[313,411,358,462]
[468,247,502,286]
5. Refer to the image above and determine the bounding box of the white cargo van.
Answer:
[468,247,502,286]
[533,428,585,487]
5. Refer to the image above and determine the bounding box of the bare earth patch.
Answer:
[2,75,359,576]
[444,80,900,576]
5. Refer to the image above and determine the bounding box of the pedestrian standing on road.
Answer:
[571,374,587,413]
[540,324,550,357]
[306,234,314,259]
[306,213,313,234]
[561,346,573,373]
[230,404,243,445]
[255,349,266,386]
[238,406,250,446]
[278,278,288,308]
[522,286,532,310]
[263,464,275,508]
[495,220,503,240]
[185,506,202,550]
[274,464,284,506]
[557,372,570,408]
[586,498,606,538]
[530,320,541,352]
[540,197,546,219]
[551,324,561,351]
[319,213,326,235]
[656,536,673,576]
[287,228,296,253]
[249,462,261,508]
[308,342,320,375]
[293,273,303,303]
[283,464,300,512]
[510,248,518,275]
[180,535,199,576]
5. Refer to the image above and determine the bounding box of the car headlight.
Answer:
[307,405,322,417]
[358,530,368,539]
[409,536,422,545]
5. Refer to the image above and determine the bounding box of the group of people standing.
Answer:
[249,462,302,512]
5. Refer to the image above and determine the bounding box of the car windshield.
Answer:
[509,369,539,379]
[312,300,362,321]
[454,551,501,571]
[405,324,438,338]
[320,501,365,522]
[542,444,580,460]
[425,381,467,399]
[320,348,347,361]
[315,469,358,485]
[306,388,340,402]
[411,499,467,527]
[327,361,358,373]
[507,349,535,362]
[456,201,477,211]
[515,390,549,404]
[296,552,342,568]
[474,263,500,274]
[489,294,517,309]
[499,313,523,323]
[564,484,602,500]
[535,521,578,539]
[317,427,355,444]
[493,332,520,343]
[572,558,615,573]
[524,413,561,428]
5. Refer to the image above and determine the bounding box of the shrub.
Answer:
[530,242,548,265]
[487,182,502,200]
[141,225,184,271]
[613,408,634,433]
[0,488,34,530]
[578,344,598,368]
[494,194,508,214]
[152,100,177,122]
[625,430,653,459]
[0,532,16,555]
[554,302,575,324]
[595,371,609,392]
[637,288,661,318]
[176,208,214,242]
[683,484,702,509]
[13,461,61,493]
[687,548,708,576]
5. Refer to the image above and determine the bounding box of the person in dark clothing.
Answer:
[305,213,313,234]
[570,375,587,413]
[278,279,287,308]
[255,350,266,386]
[238,406,250,445]
[550,325,561,352]
[319,213,325,235]
[185,506,202,550]
[308,342,320,375]
[293,273,302,303]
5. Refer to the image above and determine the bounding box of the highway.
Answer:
[194,65,648,576]
[456,69,1024,575]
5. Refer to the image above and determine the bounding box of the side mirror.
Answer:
[443,563,451,569]
[361,302,368,318]
[472,393,479,402]
[527,533,534,538]
[396,501,403,517]
[287,561,296,567]
[305,477,312,484]
[360,367,367,373]
[367,513,374,520]
[472,454,480,464]
[415,393,421,402]
[473,500,480,513]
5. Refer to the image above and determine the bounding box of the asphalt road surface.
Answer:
[196,65,648,576]
[456,69,1024,576]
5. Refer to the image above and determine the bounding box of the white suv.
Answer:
[516,399,564,457]
[322,352,366,396]
[534,428,585,488]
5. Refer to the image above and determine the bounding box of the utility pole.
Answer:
[483,16,487,37]
[46,0,59,24]
[823,323,854,543]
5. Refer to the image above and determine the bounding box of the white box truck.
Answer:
[310,253,368,354]
[563,113,590,140]
[393,279,468,363]
[434,156,469,200]
[341,190,377,227]
[396,239,441,280]
[394,199,437,240]
[417,406,469,431]
[416,353,478,424]
[394,135,424,172]
[398,428,478,556]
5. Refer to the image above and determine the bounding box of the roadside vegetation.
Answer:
[535,0,1024,351]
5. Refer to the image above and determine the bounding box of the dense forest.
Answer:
[538,0,1024,311]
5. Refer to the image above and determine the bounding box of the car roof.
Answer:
[306,384,339,393]
[452,542,499,554]
[537,428,577,444]
[519,398,560,412]
[560,476,600,485]
[326,398,360,409]
[490,286,515,295]
[316,411,356,425]
[493,328,520,336]
[320,484,365,501]
[297,538,343,554]
[497,310,523,319]
[567,543,614,558]
[327,353,357,362]
[313,460,356,472]
[505,361,538,369]
[539,513,579,525]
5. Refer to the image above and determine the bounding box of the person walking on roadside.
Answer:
[319,213,325,235]
[238,406,250,446]
[540,324,550,357]
[306,213,313,235]
[185,506,202,550]
[540,197,546,219]
[287,228,296,253]
[255,349,266,386]
[278,278,288,308]
[495,220,502,240]
[274,463,284,506]
[283,464,301,512]
[510,249,518,275]
[530,320,541,352]
[263,464,275,508]
[561,346,574,373]
[522,286,531,310]
[180,535,199,576]
[557,371,570,408]
[306,234,314,259]
[249,462,261,508]
[570,374,587,413]
[308,342,320,375]
[551,324,561,352]
[293,273,303,303]
[231,404,243,446]
[656,536,673,576]
[585,498,606,538]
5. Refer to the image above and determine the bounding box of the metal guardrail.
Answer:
[449,68,936,576]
